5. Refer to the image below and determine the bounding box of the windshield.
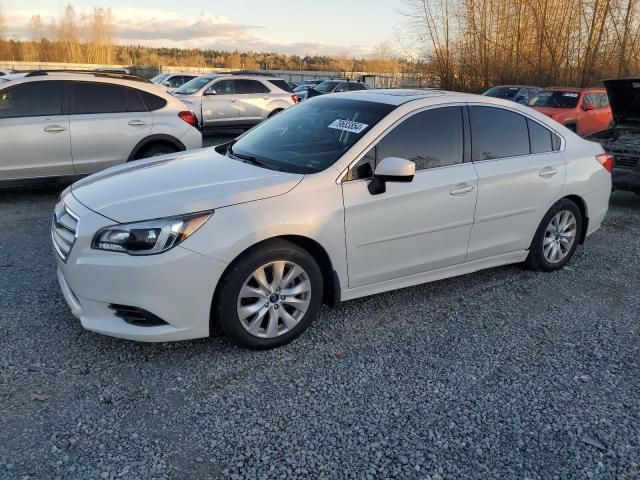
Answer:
[230,97,395,174]
[173,76,215,95]
[483,86,521,99]
[529,91,580,108]
[314,81,340,93]
[151,74,169,84]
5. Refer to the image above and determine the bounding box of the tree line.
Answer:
[0,3,414,74]
[400,0,640,91]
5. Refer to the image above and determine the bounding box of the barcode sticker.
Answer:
[328,119,369,134]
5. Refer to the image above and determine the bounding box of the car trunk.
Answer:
[588,79,640,171]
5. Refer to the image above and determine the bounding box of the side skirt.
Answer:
[341,250,529,301]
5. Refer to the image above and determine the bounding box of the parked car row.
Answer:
[483,84,612,136]
[0,71,202,185]
[484,80,638,193]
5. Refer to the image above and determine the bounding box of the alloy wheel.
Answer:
[237,261,311,338]
[543,210,577,263]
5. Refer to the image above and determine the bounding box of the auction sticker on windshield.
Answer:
[328,119,369,134]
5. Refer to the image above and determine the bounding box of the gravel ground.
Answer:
[0,152,639,479]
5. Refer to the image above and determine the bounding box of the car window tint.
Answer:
[167,76,182,88]
[236,80,269,94]
[73,82,127,114]
[349,107,464,180]
[268,79,294,93]
[213,79,235,95]
[126,88,147,112]
[0,81,64,118]
[349,82,367,91]
[583,93,597,108]
[335,82,348,93]
[528,119,553,154]
[598,93,610,108]
[141,91,167,111]
[470,106,530,160]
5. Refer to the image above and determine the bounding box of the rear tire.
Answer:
[214,239,323,350]
[134,143,178,160]
[526,199,583,272]
[565,123,577,133]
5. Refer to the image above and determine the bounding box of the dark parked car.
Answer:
[303,80,368,101]
[587,78,640,194]
[482,85,542,105]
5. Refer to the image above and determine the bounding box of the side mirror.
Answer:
[584,103,596,111]
[368,157,415,195]
[204,88,217,96]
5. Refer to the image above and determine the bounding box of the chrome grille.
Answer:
[51,201,78,262]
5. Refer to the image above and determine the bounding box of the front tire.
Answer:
[526,199,582,271]
[134,143,178,160]
[214,240,323,349]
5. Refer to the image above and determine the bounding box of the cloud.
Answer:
[3,7,374,57]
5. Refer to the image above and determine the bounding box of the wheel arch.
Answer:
[127,134,186,161]
[562,194,589,244]
[210,235,341,331]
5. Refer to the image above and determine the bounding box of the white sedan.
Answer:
[53,89,612,349]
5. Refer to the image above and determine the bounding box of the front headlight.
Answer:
[92,212,212,255]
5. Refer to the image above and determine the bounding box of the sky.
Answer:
[3,1,404,56]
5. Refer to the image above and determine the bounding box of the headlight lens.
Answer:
[92,212,212,255]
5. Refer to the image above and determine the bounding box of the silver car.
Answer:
[172,73,297,129]
[0,72,202,185]
[150,72,199,91]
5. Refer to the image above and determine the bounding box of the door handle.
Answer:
[539,167,559,178]
[128,120,147,126]
[450,184,474,196]
[231,99,238,103]
[44,125,66,133]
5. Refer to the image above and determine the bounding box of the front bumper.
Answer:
[54,191,228,342]
[612,167,640,193]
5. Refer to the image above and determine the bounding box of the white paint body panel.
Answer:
[0,74,202,182]
[53,90,612,342]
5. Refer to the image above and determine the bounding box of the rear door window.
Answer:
[236,80,270,94]
[141,91,167,111]
[267,79,294,93]
[470,106,530,160]
[349,82,367,91]
[73,82,127,114]
[126,88,148,112]
[583,93,598,109]
[598,93,610,108]
[0,81,64,118]
[528,119,553,154]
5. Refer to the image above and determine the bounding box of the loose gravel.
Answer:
[0,167,639,479]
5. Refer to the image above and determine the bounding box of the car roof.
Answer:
[491,85,540,88]
[543,86,585,92]
[1,73,174,96]
[326,88,471,106]
[165,72,199,76]
[197,74,283,81]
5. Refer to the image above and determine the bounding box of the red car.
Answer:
[528,87,612,136]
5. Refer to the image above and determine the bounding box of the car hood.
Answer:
[604,78,640,125]
[71,148,304,223]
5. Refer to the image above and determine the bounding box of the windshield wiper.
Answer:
[227,142,280,171]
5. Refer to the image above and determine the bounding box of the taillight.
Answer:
[291,94,299,104]
[596,152,614,172]
[178,111,197,128]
